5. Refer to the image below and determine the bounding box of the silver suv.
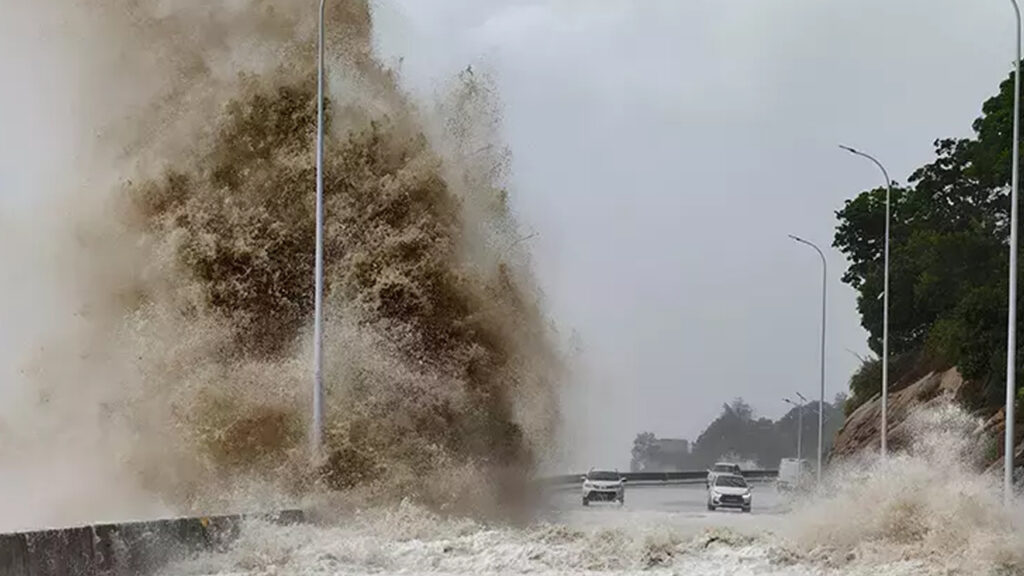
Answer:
[581,470,625,506]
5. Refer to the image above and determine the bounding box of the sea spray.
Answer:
[788,404,1024,574]
[0,0,562,530]
[165,407,1024,575]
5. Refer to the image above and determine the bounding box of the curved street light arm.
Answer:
[838,145,892,188]
[787,235,826,268]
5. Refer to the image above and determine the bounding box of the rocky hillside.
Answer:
[830,367,1023,474]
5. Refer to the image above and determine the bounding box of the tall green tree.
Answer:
[685,398,842,469]
[835,70,1024,412]
[630,432,657,471]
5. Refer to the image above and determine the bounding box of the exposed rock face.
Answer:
[979,406,1024,475]
[830,368,969,460]
[831,366,1024,478]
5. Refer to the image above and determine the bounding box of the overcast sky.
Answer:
[371,0,1015,469]
[0,1,1017,472]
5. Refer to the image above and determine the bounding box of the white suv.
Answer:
[581,470,625,506]
[707,473,752,512]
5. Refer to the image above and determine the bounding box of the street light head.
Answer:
[838,144,859,155]
[788,234,816,250]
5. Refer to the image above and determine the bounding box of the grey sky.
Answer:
[0,1,1016,472]
[371,0,1015,469]
[0,1,72,407]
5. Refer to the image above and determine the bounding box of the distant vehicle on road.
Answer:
[706,473,752,512]
[776,458,812,491]
[581,469,625,506]
[705,462,743,487]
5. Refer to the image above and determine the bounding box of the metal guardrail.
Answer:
[539,469,779,487]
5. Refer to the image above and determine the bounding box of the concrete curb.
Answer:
[0,509,303,576]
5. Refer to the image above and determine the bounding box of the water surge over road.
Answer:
[5,4,1024,575]
[166,407,1024,575]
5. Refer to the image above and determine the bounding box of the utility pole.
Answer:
[312,0,327,460]
[783,397,804,461]
[839,144,892,457]
[788,235,827,484]
[1005,0,1022,506]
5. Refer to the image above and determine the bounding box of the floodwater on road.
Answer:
[541,482,788,531]
[161,409,1024,575]
[163,481,995,576]
[167,484,807,576]
[546,481,786,513]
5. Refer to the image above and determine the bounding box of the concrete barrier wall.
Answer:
[0,510,302,576]
[540,469,780,487]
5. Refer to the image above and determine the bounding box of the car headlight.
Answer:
[743,492,752,500]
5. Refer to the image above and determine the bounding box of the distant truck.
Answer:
[777,458,811,491]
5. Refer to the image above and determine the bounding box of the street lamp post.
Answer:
[838,145,892,457]
[312,0,327,460]
[788,235,827,484]
[783,397,804,461]
[1005,0,1022,506]
[796,391,811,460]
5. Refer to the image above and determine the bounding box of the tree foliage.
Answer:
[835,70,1024,413]
[630,432,657,471]
[688,398,843,468]
[630,398,843,470]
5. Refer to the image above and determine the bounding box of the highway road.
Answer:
[174,484,817,576]
[544,482,785,514]
[538,482,791,535]
[170,480,991,576]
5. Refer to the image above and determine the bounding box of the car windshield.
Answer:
[713,464,738,472]
[587,471,621,481]
[715,475,747,488]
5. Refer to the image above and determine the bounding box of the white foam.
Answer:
[165,406,1024,576]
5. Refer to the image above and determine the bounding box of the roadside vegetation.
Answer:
[835,70,1024,416]
[631,397,845,471]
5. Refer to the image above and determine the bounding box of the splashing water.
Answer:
[157,406,1024,576]
[6,4,1024,576]
[785,404,1024,574]
[0,0,561,530]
